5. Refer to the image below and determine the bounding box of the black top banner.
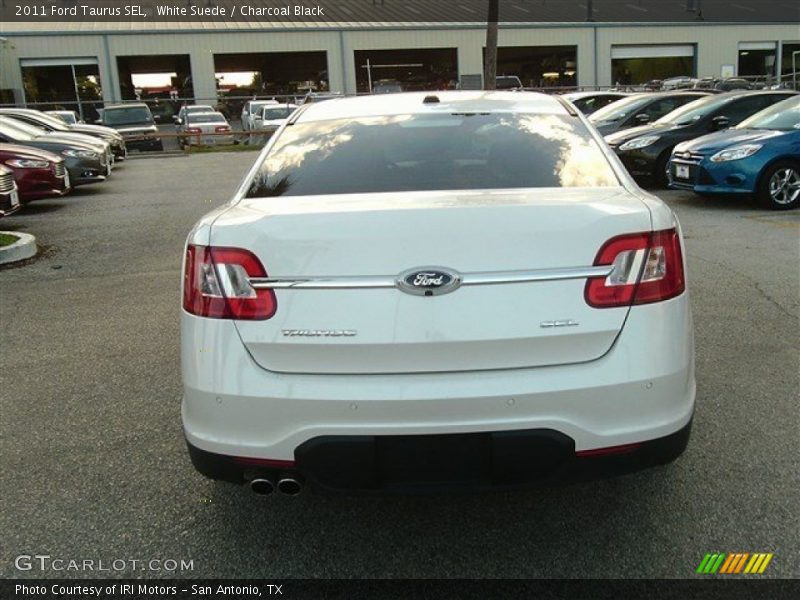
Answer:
[1,0,796,24]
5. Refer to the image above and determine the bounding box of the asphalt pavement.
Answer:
[1,153,798,579]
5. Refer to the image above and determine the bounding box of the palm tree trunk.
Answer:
[484,0,499,90]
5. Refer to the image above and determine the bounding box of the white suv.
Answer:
[182,92,695,496]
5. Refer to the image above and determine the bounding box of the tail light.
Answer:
[183,245,276,320]
[214,126,231,133]
[186,127,202,134]
[585,228,685,308]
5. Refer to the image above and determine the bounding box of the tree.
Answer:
[483,0,500,90]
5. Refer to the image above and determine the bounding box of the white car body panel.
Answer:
[182,295,694,459]
[181,91,695,489]
[213,188,650,374]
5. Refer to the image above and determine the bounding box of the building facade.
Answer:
[1,20,798,113]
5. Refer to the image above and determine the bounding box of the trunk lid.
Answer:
[211,188,652,374]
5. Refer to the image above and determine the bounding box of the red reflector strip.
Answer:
[233,457,296,469]
[575,442,642,458]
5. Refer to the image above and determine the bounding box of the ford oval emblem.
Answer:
[396,267,462,297]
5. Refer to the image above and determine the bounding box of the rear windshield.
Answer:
[262,106,296,120]
[246,113,618,198]
[103,107,153,125]
[0,118,37,140]
[737,97,800,131]
[50,112,77,124]
[26,111,69,130]
[655,95,733,125]
[589,95,650,123]
[187,113,226,124]
[0,117,44,138]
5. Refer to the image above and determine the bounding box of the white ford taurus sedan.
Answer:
[181,91,695,496]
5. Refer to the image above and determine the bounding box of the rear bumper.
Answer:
[182,294,696,489]
[187,419,692,494]
[125,137,163,151]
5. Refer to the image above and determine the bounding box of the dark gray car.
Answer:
[589,91,712,135]
[0,108,126,160]
[0,117,110,185]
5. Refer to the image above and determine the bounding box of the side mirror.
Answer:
[634,113,650,124]
[175,118,182,125]
[712,115,730,130]
[153,115,162,123]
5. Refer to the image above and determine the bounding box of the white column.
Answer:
[189,50,217,102]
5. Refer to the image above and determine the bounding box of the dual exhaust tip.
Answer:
[250,476,302,496]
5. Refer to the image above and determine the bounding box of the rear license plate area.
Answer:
[377,433,493,486]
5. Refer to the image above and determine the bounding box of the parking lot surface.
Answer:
[1,154,798,578]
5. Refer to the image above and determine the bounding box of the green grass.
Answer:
[0,232,19,247]
[184,143,263,154]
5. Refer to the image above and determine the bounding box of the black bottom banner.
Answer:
[2,579,800,600]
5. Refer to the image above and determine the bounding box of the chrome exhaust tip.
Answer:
[277,477,303,496]
[249,478,275,496]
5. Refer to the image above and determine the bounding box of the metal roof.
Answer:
[1,0,796,33]
[295,91,567,123]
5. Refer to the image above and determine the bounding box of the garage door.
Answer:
[611,45,695,60]
[20,57,99,68]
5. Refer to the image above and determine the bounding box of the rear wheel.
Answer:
[758,161,800,210]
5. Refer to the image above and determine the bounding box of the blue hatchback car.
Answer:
[668,96,800,209]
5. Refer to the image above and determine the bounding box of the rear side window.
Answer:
[103,107,153,126]
[188,113,226,124]
[246,113,618,198]
[720,95,786,125]
[645,96,699,120]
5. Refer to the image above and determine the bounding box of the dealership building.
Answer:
[0,0,798,116]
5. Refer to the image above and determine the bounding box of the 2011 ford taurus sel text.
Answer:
[181,92,695,495]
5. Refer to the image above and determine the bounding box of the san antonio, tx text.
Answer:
[16,584,276,596]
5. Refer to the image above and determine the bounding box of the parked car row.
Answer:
[570,90,799,210]
[0,107,128,218]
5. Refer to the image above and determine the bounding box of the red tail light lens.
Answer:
[214,126,231,133]
[183,245,277,320]
[186,127,202,134]
[585,228,685,308]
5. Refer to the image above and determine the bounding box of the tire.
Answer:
[757,160,800,210]
[652,151,672,189]
[154,141,164,152]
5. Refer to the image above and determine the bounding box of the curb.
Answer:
[126,151,186,159]
[0,231,37,265]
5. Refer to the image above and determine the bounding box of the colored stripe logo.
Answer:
[696,552,773,574]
